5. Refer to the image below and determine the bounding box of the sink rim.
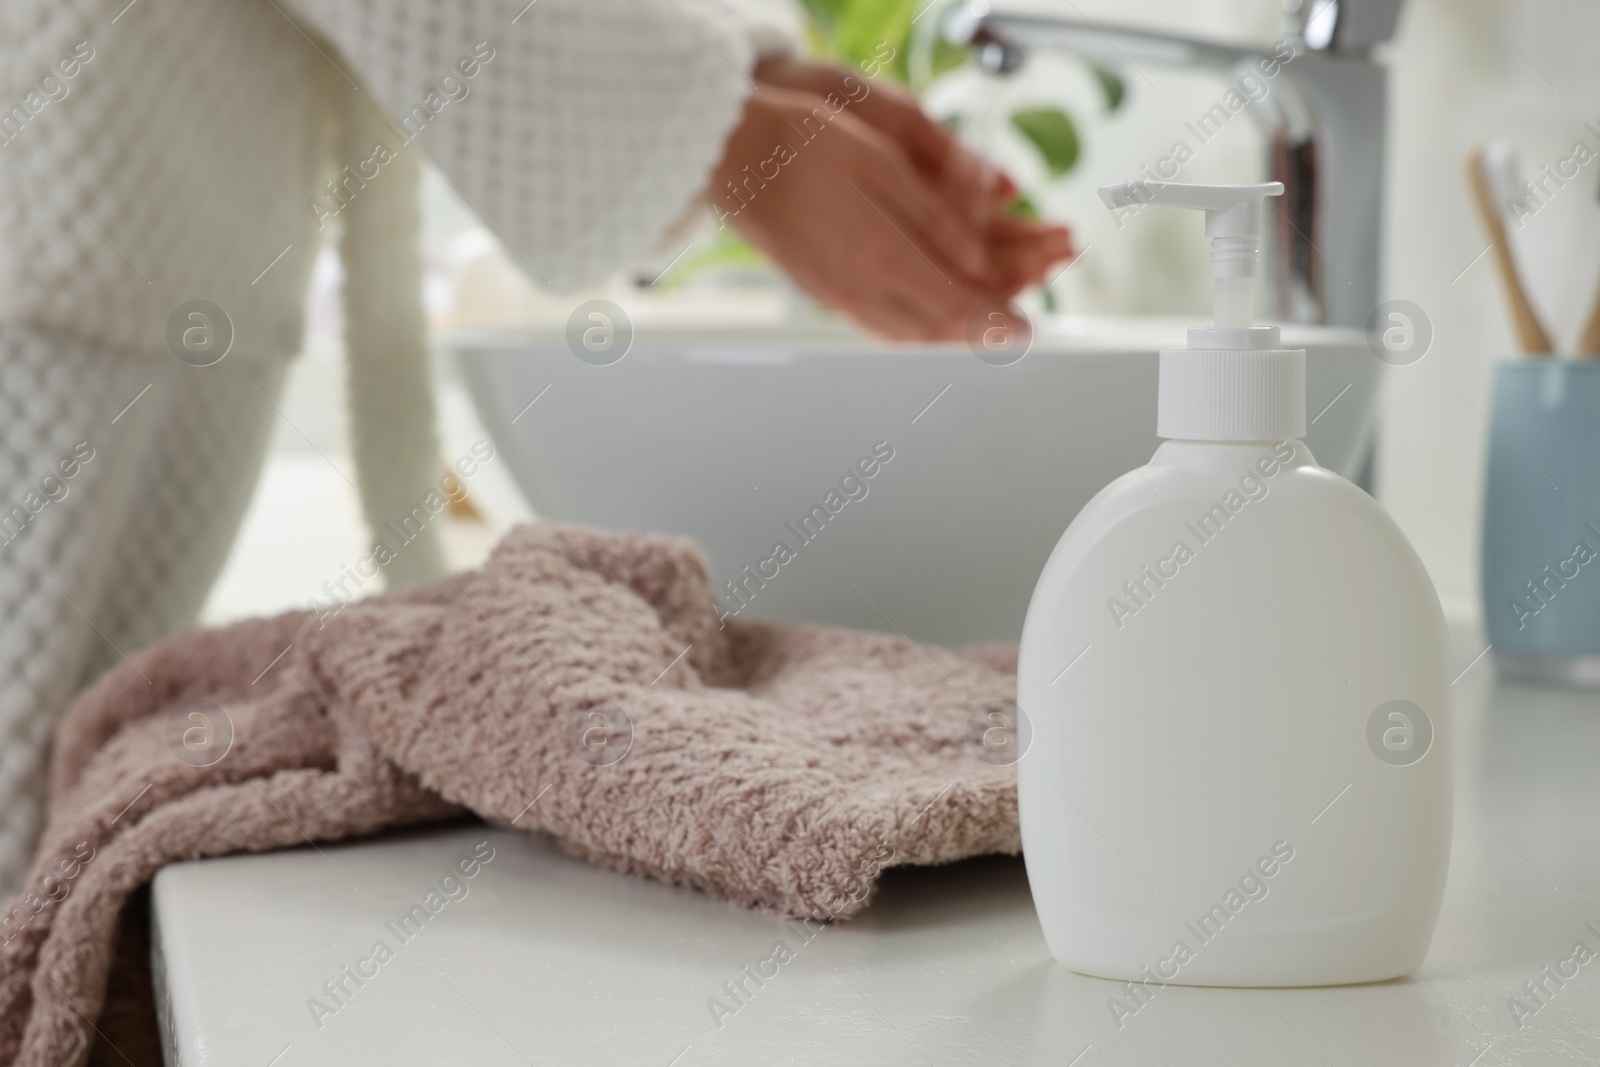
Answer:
[441,314,1370,355]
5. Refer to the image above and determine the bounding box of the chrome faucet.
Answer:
[944,0,1404,330]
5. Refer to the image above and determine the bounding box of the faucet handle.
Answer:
[1290,0,1404,54]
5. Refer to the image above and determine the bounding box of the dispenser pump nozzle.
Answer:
[1097,181,1283,334]
[1096,180,1303,441]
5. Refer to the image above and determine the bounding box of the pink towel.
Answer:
[0,523,1020,1064]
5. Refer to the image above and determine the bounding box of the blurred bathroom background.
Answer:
[202,0,1600,629]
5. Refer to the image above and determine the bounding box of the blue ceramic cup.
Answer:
[1482,359,1600,684]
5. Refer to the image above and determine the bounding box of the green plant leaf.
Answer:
[655,231,771,287]
[930,36,970,79]
[1010,107,1080,177]
[1093,67,1126,112]
[795,0,849,30]
[1007,193,1040,221]
[802,0,971,88]
[831,0,916,83]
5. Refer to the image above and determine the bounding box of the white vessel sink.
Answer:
[451,316,1379,645]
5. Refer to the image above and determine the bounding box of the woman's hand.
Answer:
[708,64,1073,343]
[752,56,1020,224]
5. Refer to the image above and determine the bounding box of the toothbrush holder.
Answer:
[1482,358,1600,685]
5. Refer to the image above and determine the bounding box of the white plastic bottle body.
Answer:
[1017,439,1452,987]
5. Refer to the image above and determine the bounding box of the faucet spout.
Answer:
[945,0,1404,330]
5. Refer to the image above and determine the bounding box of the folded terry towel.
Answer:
[0,522,1019,1064]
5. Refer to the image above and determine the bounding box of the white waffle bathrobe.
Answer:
[0,0,798,892]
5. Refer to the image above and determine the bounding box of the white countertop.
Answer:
[152,639,1600,1066]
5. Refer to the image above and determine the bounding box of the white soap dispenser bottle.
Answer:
[1017,181,1452,987]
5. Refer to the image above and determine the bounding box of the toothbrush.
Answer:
[1466,143,1554,355]
[1578,278,1600,357]
[1578,173,1600,358]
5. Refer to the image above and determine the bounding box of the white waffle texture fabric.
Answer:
[0,0,797,891]
[0,328,286,895]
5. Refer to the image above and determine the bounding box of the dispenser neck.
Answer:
[1210,235,1259,330]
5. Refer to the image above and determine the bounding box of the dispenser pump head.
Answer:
[1099,180,1282,337]
[1097,180,1305,441]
